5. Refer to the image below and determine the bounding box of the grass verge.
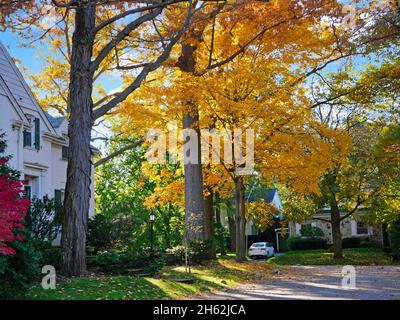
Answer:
[268,248,398,266]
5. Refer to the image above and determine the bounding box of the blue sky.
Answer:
[0,29,114,149]
[0,30,42,73]
[0,29,123,94]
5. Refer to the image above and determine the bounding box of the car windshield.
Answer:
[251,243,266,248]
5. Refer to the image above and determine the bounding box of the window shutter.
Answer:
[24,186,32,199]
[34,118,40,150]
[62,146,69,160]
[54,189,62,205]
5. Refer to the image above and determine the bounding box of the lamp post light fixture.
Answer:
[150,211,155,254]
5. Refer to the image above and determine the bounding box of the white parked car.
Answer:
[249,242,275,259]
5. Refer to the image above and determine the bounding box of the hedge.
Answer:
[287,236,327,250]
[342,237,370,249]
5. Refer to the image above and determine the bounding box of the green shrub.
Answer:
[166,245,186,264]
[214,223,229,255]
[87,214,147,253]
[166,240,213,265]
[25,196,62,243]
[94,251,123,272]
[87,215,116,254]
[360,240,370,248]
[287,236,327,250]
[189,240,213,263]
[92,250,165,275]
[0,238,42,299]
[34,241,62,268]
[1,196,65,299]
[300,226,324,238]
[341,237,370,249]
[388,220,400,255]
[143,256,165,275]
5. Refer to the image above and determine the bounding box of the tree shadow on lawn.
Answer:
[147,259,279,299]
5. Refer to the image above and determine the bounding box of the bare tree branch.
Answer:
[93,1,194,119]
[90,8,163,73]
[92,0,188,35]
[94,140,143,167]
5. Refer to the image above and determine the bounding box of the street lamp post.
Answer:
[150,211,155,255]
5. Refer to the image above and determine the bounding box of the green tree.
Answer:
[95,138,184,251]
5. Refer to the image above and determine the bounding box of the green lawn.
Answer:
[268,248,397,266]
[27,257,278,300]
[27,249,397,299]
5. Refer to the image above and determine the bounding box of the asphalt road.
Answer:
[195,265,400,300]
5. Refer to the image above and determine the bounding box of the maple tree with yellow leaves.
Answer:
[117,0,354,261]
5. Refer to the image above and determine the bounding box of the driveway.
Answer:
[195,266,400,300]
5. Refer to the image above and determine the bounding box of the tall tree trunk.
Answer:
[204,189,216,259]
[228,215,236,252]
[330,197,343,259]
[161,207,172,249]
[182,110,205,241]
[215,192,221,225]
[61,3,96,276]
[235,176,246,262]
[178,43,205,243]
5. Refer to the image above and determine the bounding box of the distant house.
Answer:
[217,187,288,252]
[0,42,96,234]
[287,209,387,247]
[218,188,283,237]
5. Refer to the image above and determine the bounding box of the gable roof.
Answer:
[0,41,57,135]
[0,74,29,124]
[247,188,278,203]
[46,113,66,129]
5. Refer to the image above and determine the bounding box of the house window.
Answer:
[24,186,31,199]
[23,130,32,147]
[23,117,40,150]
[54,189,65,205]
[356,222,368,235]
[62,146,69,160]
[54,189,64,217]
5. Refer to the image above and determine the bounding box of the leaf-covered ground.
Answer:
[27,257,282,300]
[268,248,398,266]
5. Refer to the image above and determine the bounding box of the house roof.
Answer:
[0,41,57,134]
[247,188,277,203]
[46,113,66,129]
[315,207,369,216]
[0,42,101,156]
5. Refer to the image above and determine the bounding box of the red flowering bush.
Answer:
[0,173,30,254]
[0,141,30,255]
[0,132,40,299]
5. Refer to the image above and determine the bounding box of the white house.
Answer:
[0,41,95,222]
